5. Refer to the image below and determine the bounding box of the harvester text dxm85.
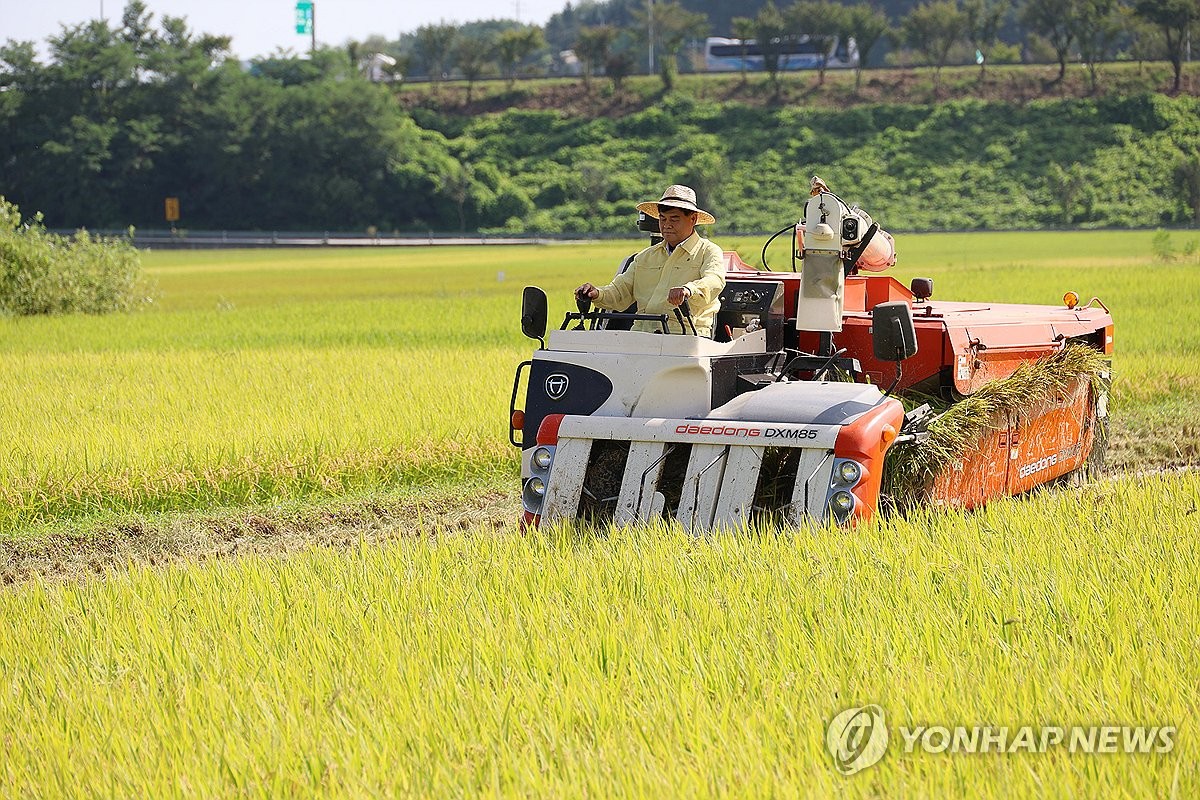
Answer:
[509,182,1113,530]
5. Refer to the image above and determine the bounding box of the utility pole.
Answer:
[311,1,317,57]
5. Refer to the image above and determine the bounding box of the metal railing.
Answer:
[47,229,641,249]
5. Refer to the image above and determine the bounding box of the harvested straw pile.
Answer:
[883,343,1110,508]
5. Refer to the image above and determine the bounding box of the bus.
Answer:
[704,36,859,72]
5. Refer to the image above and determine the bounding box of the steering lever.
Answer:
[678,298,698,336]
[574,291,592,330]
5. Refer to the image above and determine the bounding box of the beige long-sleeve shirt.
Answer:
[593,232,726,337]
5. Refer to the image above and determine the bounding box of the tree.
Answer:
[575,25,616,89]
[413,23,458,90]
[788,1,846,87]
[1134,0,1199,93]
[901,0,969,86]
[149,15,232,86]
[251,46,355,86]
[634,1,709,91]
[754,1,792,94]
[731,16,756,84]
[1119,5,1165,71]
[1047,161,1087,224]
[676,147,728,220]
[453,34,493,102]
[0,4,497,233]
[1021,0,1075,85]
[605,48,636,91]
[494,26,545,89]
[0,40,40,89]
[48,19,137,106]
[842,4,890,91]
[119,0,158,79]
[962,0,1007,79]
[1071,0,1123,93]
[438,161,474,231]
[1175,152,1200,225]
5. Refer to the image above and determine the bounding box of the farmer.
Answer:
[575,184,725,337]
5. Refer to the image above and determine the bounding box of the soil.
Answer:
[0,416,1190,588]
[0,491,517,587]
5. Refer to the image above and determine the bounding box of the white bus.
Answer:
[704,36,859,72]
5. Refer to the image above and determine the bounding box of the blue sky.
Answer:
[3,0,568,60]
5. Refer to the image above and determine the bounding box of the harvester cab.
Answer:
[509,177,1113,532]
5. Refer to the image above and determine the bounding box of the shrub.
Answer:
[1151,229,1174,262]
[1151,229,1200,263]
[0,197,147,315]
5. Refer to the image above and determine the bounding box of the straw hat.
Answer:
[636,184,716,226]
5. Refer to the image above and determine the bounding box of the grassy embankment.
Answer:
[1,232,1197,796]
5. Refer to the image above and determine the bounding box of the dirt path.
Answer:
[0,491,520,586]
[2,460,1193,587]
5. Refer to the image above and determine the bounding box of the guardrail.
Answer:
[53,226,1194,250]
[47,230,630,249]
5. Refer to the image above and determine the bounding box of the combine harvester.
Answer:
[509,179,1113,530]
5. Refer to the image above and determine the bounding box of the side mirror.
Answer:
[872,301,918,362]
[636,211,660,235]
[521,286,548,345]
[910,277,933,302]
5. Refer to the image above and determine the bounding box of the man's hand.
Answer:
[667,286,692,307]
[575,283,599,301]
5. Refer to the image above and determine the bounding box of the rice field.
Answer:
[2,231,1198,797]
[2,474,1197,797]
[1,230,1195,529]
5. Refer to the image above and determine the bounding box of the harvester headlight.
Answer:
[532,447,553,470]
[521,475,549,515]
[836,460,862,485]
[830,490,855,513]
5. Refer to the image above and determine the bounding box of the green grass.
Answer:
[1,471,1196,796]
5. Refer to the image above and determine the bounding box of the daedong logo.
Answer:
[827,705,889,775]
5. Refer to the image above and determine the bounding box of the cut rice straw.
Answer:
[884,343,1110,507]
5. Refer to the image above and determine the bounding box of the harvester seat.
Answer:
[597,254,637,331]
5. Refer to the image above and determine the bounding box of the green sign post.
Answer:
[295,1,313,35]
[295,1,315,55]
